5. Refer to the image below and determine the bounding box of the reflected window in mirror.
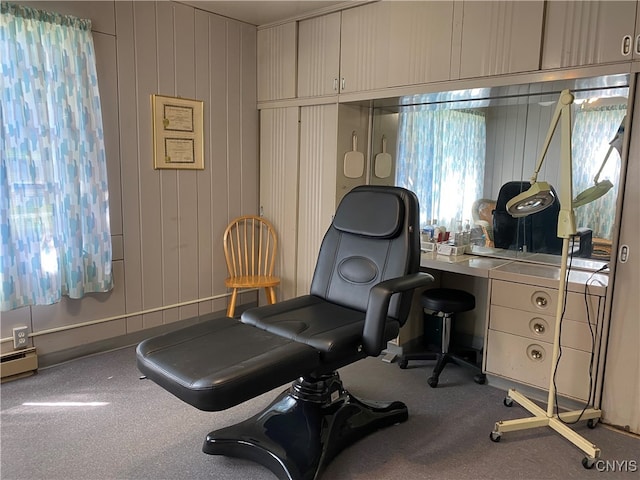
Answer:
[572,104,626,242]
[396,108,486,231]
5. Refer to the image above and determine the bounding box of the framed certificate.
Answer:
[152,94,204,169]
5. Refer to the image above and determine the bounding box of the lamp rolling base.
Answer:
[490,388,601,469]
[203,372,408,480]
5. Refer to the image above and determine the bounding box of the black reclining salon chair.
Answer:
[136,185,434,480]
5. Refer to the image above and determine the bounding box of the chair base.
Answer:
[203,372,408,480]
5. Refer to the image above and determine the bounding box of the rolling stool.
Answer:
[400,288,486,388]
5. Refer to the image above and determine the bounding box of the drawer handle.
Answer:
[530,349,543,360]
[535,296,547,307]
[533,323,545,334]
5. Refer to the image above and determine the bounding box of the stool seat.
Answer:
[421,288,475,314]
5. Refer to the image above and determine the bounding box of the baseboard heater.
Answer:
[1,347,38,382]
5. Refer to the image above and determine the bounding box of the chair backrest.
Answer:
[493,181,563,254]
[310,185,420,326]
[223,215,278,278]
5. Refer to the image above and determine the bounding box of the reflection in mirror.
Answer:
[372,74,629,264]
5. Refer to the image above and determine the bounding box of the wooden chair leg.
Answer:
[266,287,276,305]
[227,289,238,317]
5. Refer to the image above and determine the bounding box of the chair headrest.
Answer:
[333,189,404,239]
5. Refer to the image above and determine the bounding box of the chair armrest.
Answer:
[362,272,434,356]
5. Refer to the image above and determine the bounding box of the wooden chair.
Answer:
[223,215,280,317]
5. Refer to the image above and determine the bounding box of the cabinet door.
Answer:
[297,13,341,98]
[457,1,544,79]
[387,1,454,87]
[601,91,640,434]
[259,107,299,300]
[339,2,390,93]
[542,1,638,69]
[257,22,297,102]
[296,104,338,295]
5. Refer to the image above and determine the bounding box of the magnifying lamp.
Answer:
[572,116,625,208]
[506,89,576,238]
[493,89,603,466]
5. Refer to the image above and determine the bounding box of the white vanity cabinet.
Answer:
[257,22,297,102]
[542,1,639,69]
[297,12,341,98]
[456,1,544,79]
[485,276,606,403]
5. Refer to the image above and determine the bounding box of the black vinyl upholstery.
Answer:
[136,185,434,480]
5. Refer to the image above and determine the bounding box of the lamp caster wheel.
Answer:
[427,376,438,388]
[474,373,486,384]
[489,431,501,442]
[587,418,598,429]
[398,358,408,369]
[582,457,596,469]
[503,396,513,407]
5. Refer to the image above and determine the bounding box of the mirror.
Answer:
[369,74,629,265]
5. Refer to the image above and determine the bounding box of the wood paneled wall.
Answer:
[1,1,258,362]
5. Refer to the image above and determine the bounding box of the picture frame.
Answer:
[152,94,204,170]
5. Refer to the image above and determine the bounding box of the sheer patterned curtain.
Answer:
[0,3,112,311]
[572,105,626,239]
[395,108,486,230]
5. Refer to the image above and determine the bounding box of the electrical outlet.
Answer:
[12,326,29,349]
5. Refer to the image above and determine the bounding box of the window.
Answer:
[0,3,112,311]
[395,108,486,231]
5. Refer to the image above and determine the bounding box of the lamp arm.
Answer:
[557,90,577,239]
[593,144,614,184]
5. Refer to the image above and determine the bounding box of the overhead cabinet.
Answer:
[297,12,341,98]
[456,1,544,79]
[542,1,640,69]
[257,22,297,102]
[387,1,455,87]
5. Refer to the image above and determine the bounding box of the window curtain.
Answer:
[0,3,112,311]
[395,108,486,230]
[572,105,626,239]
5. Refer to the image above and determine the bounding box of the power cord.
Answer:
[553,256,609,424]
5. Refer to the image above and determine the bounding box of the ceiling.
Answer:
[178,1,349,26]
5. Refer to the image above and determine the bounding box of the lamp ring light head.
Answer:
[506,181,556,218]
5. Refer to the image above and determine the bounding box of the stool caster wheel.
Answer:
[474,373,486,384]
[427,376,438,388]
[582,457,596,469]
[587,418,598,429]
[398,358,408,369]
[489,431,501,442]
[503,396,513,407]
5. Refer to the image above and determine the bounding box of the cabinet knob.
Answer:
[622,34,632,56]
[535,296,547,307]
[533,323,545,334]
[530,349,543,360]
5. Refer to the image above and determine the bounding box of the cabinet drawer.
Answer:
[489,305,596,352]
[485,330,592,401]
[491,280,601,323]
